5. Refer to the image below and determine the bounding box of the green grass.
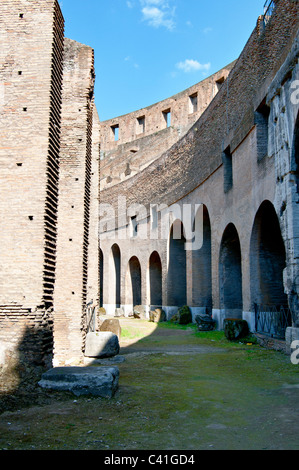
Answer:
[153,320,258,347]
[120,327,146,340]
[0,318,299,450]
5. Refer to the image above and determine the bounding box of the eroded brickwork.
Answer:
[0,0,64,367]
[53,39,99,366]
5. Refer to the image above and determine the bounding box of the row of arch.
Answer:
[100,200,287,315]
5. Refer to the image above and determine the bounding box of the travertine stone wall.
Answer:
[0,0,64,366]
[100,1,298,214]
[53,38,99,366]
[99,0,299,349]
[100,63,235,189]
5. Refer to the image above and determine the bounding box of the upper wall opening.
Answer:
[100,62,236,153]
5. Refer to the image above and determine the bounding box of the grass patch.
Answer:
[1,317,299,450]
[157,321,258,348]
[120,327,146,340]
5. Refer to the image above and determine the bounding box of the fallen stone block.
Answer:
[178,305,192,325]
[195,313,216,331]
[85,331,120,358]
[38,366,119,398]
[224,318,249,341]
[149,308,166,323]
[100,319,121,340]
[133,305,147,319]
[115,307,124,318]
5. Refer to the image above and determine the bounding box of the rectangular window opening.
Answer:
[163,109,171,128]
[131,216,138,238]
[151,205,158,230]
[255,99,270,162]
[222,145,233,193]
[111,124,119,142]
[137,116,145,135]
[189,93,198,114]
[216,77,225,92]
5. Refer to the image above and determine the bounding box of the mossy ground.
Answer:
[0,318,299,450]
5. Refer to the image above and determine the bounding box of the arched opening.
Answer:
[192,205,212,311]
[149,251,162,308]
[250,201,287,307]
[167,220,186,306]
[128,256,142,307]
[99,248,103,307]
[111,244,121,308]
[219,223,243,318]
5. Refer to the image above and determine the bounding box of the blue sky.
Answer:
[59,0,266,121]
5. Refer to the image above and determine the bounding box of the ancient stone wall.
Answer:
[0,0,298,368]
[53,38,99,366]
[99,0,299,350]
[100,63,235,190]
[100,0,298,213]
[0,0,64,367]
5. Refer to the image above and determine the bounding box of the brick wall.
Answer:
[0,0,64,366]
[53,38,99,365]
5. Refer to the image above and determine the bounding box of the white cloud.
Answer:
[124,56,140,69]
[176,59,211,73]
[202,27,212,34]
[140,0,176,30]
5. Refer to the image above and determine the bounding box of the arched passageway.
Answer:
[167,220,186,306]
[149,251,162,308]
[127,256,142,307]
[111,244,121,308]
[192,205,212,311]
[250,201,287,308]
[219,223,243,318]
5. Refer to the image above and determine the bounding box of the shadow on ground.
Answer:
[0,317,299,450]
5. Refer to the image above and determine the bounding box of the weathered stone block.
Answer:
[178,306,192,325]
[100,319,121,340]
[38,366,119,398]
[195,313,216,331]
[149,308,166,323]
[133,305,147,320]
[115,308,124,318]
[224,319,249,341]
[84,332,120,358]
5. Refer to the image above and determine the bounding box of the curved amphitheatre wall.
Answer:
[100,64,235,190]
[100,0,298,215]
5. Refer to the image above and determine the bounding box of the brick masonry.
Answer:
[0,0,64,367]
[53,38,99,365]
[0,0,298,369]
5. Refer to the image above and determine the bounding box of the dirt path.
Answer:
[0,318,299,450]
